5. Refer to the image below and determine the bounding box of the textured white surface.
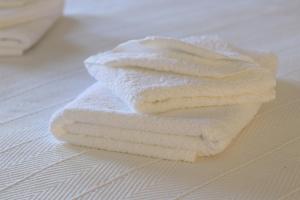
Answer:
[0,0,300,199]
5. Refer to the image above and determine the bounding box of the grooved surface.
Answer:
[0,0,300,199]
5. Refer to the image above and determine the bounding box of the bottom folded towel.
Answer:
[51,82,261,162]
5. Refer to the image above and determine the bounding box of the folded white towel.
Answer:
[0,0,63,55]
[86,36,268,78]
[85,36,277,113]
[51,83,261,162]
[0,0,34,8]
[0,14,61,56]
[50,35,277,162]
[0,0,63,29]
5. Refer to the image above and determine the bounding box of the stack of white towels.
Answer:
[0,0,64,56]
[51,35,277,162]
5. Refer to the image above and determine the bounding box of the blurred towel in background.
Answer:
[0,0,64,56]
[0,0,34,8]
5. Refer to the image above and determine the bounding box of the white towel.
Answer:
[0,14,61,56]
[50,36,277,162]
[0,0,63,55]
[0,0,34,8]
[0,0,63,29]
[51,82,262,162]
[85,36,277,113]
[86,36,269,78]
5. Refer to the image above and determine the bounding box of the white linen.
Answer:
[86,36,274,78]
[51,83,262,162]
[85,36,277,113]
[1,0,299,198]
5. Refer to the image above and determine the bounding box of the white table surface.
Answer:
[1,0,300,199]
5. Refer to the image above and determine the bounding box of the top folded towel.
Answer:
[85,35,277,113]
